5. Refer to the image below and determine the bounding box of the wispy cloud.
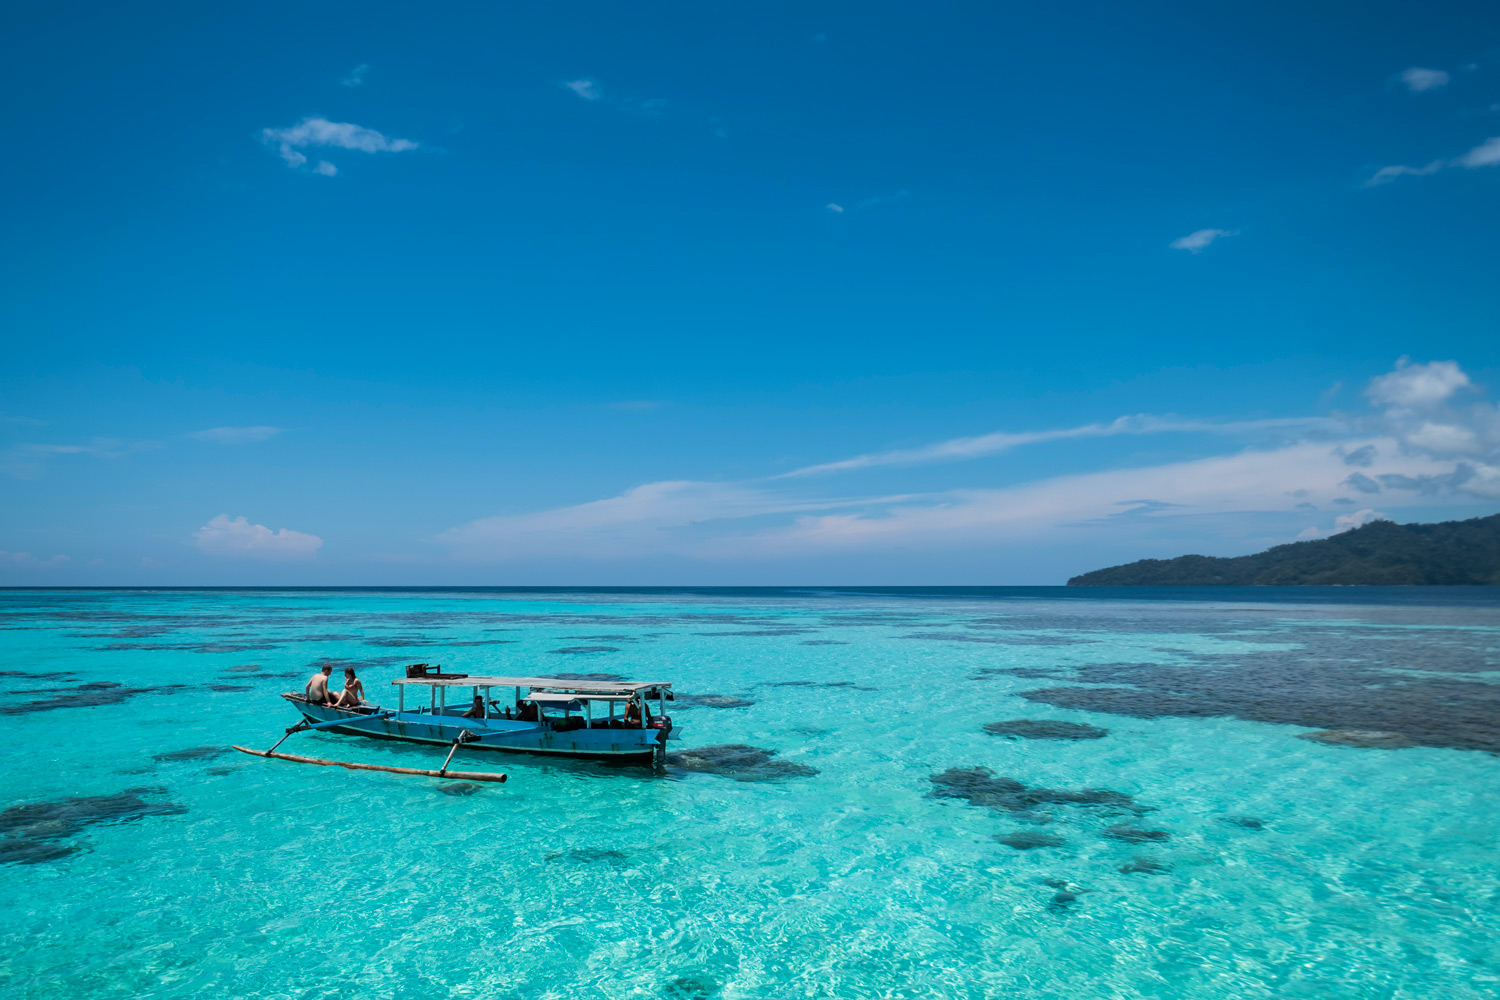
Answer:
[1399,67,1450,93]
[188,426,284,444]
[431,358,1500,567]
[560,78,667,119]
[0,550,71,569]
[193,515,323,560]
[1366,161,1445,185]
[563,78,602,101]
[260,117,418,175]
[826,191,909,215]
[436,481,923,561]
[340,63,370,88]
[1297,508,1387,540]
[1366,136,1500,185]
[25,437,158,459]
[1169,228,1238,253]
[775,415,1337,478]
[620,98,668,118]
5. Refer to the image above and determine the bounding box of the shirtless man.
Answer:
[304,663,335,704]
[330,667,365,709]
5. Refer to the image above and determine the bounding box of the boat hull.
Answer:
[284,695,672,763]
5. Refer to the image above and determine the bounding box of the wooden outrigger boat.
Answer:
[240,668,679,775]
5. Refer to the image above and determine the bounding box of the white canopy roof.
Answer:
[525,691,634,703]
[390,675,671,697]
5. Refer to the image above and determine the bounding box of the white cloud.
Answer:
[1169,229,1238,253]
[826,203,844,213]
[1456,136,1500,169]
[1366,136,1500,185]
[1365,357,1471,409]
[341,63,370,88]
[260,117,418,174]
[1297,508,1388,540]
[1399,67,1450,92]
[194,515,323,560]
[0,551,71,569]
[563,79,602,101]
[1360,358,1500,496]
[188,426,283,444]
[1402,421,1480,454]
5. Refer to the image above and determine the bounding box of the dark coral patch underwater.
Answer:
[0,787,186,866]
[995,831,1065,850]
[666,744,819,781]
[1013,641,1500,753]
[983,719,1108,740]
[153,746,231,763]
[2,681,189,716]
[927,767,1149,816]
[675,694,755,708]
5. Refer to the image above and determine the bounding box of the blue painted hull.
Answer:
[284,695,673,763]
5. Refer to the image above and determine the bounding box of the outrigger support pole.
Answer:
[265,710,398,754]
[439,729,482,775]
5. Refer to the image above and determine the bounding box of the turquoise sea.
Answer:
[1,587,1497,999]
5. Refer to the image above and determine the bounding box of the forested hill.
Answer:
[1066,513,1500,586]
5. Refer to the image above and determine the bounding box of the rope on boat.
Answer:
[231,745,508,783]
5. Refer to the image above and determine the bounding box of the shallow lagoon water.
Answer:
[1,587,1497,999]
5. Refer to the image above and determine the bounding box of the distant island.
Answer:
[1067,513,1500,586]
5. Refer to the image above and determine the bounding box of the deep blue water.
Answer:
[1,587,1497,999]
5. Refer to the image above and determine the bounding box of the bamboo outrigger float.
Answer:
[231,745,510,782]
[239,666,678,780]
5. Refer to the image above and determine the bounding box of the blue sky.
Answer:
[3,1,1500,584]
